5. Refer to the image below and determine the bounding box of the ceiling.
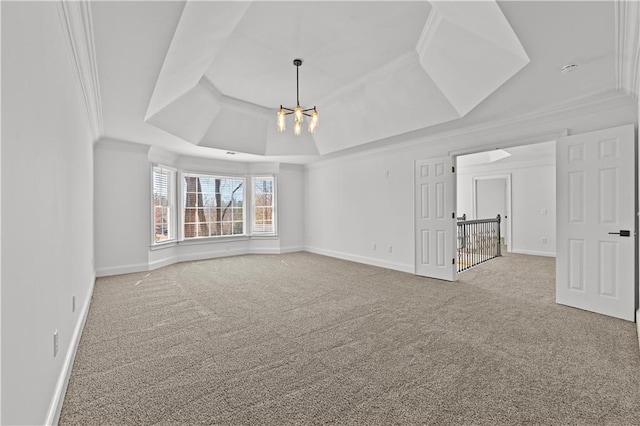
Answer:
[457,140,556,169]
[89,1,632,164]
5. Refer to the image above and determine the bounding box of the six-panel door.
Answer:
[556,124,635,321]
[415,157,457,281]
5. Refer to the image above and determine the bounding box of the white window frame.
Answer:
[250,175,277,237]
[150,164,177,246]
[179,171,247,241]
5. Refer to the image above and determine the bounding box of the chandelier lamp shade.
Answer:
[277,59,319,135]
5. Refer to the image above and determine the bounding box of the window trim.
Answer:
[179,171,247,240]
[150,164,178,247]
[250,175,278,237]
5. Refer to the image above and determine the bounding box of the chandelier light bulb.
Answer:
[294,119,302,136]
[308,107,319,134]
[276,107,286,132]
[294,105,303,123]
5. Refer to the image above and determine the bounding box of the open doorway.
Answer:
[415,125,635,321]
[456,141,556,267]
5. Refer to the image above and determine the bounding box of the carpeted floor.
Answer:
[60,251,640,425]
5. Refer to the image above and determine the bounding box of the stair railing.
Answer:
[456,214,501,272]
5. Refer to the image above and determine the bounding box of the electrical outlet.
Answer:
[72,295,76,313]
[53,330,59,358]
[388,246,393,253]
[372,243,376,250]
[540,208,547,215]
[541,237,548,244]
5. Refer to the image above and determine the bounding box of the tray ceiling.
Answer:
[145,1,529,156]
[89,1,623,162]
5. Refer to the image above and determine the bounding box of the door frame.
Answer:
[415,129,568,279]
[472,174,512,252]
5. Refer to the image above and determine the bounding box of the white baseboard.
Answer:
[95,262,149,277]
[280,245,304,254]
[148,256,176,271]
[248,247,281,255]
[304,246,414,274]
[177,247,249,263]
[510,249,556,257]
[45,275,95,426]
[637,309,640,350]
[102,245,307,277]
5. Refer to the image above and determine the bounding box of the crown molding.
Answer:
[57,0,104,142]
[615,0,640,99]
[418,89,633,152]
[307,88,633,168]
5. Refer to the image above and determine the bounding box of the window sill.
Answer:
[150,240,177,250]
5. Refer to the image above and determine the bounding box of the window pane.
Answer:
[153,167,176,243]
[182,175,245,238]
[253,177,275,235]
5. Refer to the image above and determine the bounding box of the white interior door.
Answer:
[556,124,636,321]
[474,176,509,248]
[415,157,457,281]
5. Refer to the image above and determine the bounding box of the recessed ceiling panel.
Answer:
[199,107,268,156]
[146,82,221,144]
[417,1,529,116]
[313,54,460,154]
[205,1,432,108]
[146,1,251,119]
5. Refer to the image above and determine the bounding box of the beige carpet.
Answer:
[60,252,640,425]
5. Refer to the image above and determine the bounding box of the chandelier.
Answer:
[276,59,319,135]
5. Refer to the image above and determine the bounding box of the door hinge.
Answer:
[452,258,456,265]
[452,166,455,173]
[452,212,455,219]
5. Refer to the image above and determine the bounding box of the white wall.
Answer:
[278,164,305,252]
[305,102,637,273]
[94,138,151,275]
[2,3,95,424]
[95,143,306,276]
[305,150,415,272]
[457,159,556,257]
